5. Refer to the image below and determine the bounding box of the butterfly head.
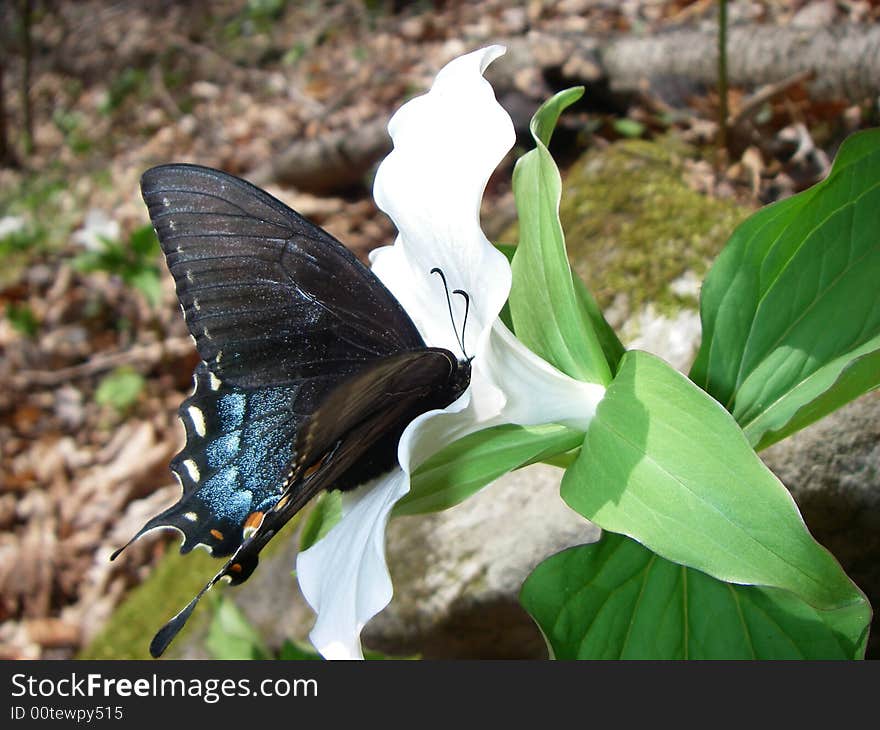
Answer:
[450,353,472,398]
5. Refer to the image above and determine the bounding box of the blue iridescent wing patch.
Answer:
[112,362,316,559]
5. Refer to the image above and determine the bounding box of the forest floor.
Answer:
[1,0,878,658]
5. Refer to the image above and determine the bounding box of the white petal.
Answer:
[370,45,515,355]
[298,46,516,661]
[479,319,606,431]
[296,469,409,660]
[400,319,605,470]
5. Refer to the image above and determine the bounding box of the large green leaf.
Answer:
[690,129,880,449]
[510,88,612,386]
[521,535,869,659]
[742,342,880,451]
[561,350,867,614]
[394,423,584,516]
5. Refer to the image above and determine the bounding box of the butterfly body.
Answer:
[114,164,471,657]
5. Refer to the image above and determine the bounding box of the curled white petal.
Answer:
[400,320,605,469]
[370,44,515,355]
[299,45,515,660]
[295,469,409,660]
[480,319,606,431]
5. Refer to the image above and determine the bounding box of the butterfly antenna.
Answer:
[453,289,472,361]
[431,267,466,357]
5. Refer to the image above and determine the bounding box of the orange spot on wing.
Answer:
[242,511,265,539]
[303,455,327,479]
[210,528,224,540]
[229,563,242,573]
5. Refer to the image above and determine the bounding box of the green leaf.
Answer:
[127,267,162,309]
[205,595,270,660]
[561,350,867,614]
[5,302,39,338]
[278,639,323,660]
[95,366,145,412]
[277,638,411,660]
[394,423,584,516]
[278,639,410,661]
[571,271,625,373]
[521,535,869,659]
[494,243,516,332]
[299,490,343,552]
[71,250,106,273]
[743,342,880,451]
[498,241,624,370]
[494,242,516,263]
[129,223,160,256]
[510,87,612,386]
[612,118,645,139]
[0,224,44,256]
[691,129,880,448]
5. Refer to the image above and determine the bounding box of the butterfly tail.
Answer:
[109,505,183,562]
[147,478,321,656]
[150,585,209,658]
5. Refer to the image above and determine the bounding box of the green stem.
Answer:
[717,0,729,165]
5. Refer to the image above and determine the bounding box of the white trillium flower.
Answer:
[296,45,606,659]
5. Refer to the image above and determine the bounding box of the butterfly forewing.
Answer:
[141,164,425,387]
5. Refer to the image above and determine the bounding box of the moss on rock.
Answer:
[504,137,750,319]
[80,547,218,660]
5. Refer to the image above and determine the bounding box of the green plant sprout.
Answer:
[73,223,163,309]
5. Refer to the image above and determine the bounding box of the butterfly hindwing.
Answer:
[145,349,470,658]
[140,163,426,388]
[112,362,327,560]
[294,348,468,490]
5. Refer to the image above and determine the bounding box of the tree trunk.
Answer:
[20,0,33,157]
[496,24,880,104]
[602,23,880,102]
[247,118,391,194]
[0,59,15,167]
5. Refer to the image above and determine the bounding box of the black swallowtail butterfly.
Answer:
[112,164,472,657]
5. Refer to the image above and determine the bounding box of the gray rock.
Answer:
[364,464,600,658]
[214,463,599,659]
[761,391,880,657]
